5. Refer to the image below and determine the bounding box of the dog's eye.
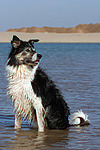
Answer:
[26,49,30,52]
[22,52,27,56]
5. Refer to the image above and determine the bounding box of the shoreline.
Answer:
[0,32,100,43]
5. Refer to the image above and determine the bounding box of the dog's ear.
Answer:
[11,35,21,48]
[28,39,39,48]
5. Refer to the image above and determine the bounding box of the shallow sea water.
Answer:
[0,43,100,150]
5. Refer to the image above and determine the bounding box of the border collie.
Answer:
[6,35,90,132]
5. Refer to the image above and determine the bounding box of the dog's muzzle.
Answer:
[24,53,42,67]
[32,53,42,62]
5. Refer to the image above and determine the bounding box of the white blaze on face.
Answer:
[32,53,38,61]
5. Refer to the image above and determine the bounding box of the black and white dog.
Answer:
[6,35,90,132]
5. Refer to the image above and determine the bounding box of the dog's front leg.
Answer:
[14,114,22,129]
[34,101,45,132]
[36,109,44,132]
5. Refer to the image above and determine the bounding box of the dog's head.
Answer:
[7,35,42,68]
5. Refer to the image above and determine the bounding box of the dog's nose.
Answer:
[37,54,42,59]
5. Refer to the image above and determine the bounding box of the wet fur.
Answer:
[6,35,90,132]
[7,35,70,132]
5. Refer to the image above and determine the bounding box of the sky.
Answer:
[0,0,100,32]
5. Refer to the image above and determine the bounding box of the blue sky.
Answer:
[0,0,100,32]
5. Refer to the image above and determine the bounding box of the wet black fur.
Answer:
[31,67,70,129]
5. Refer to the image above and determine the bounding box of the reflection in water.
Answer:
[8,129,69,150]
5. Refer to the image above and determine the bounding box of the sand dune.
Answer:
[0,32,100,43]
[7,23,100,33]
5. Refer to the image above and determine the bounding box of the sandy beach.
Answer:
[0,32,100,43]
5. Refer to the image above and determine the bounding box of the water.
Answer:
[0,43,100,150]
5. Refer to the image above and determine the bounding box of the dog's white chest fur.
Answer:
[6,65,44,122]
